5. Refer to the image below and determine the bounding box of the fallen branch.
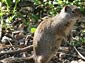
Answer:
[0,45,71,58]
[0,55,34,63]
[0,45,33,56]
[0,44,28,50]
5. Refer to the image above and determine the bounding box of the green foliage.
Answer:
[0,0,20,28]
[30,27,37,33]
[0,0,84,41]
[34,0,41,5]
[5,0,12,11]
[70,37,85,46]
[13,0,20,13]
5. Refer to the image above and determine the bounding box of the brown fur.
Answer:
[33,5,82,63]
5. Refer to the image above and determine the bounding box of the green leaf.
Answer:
[31,14,39,21]
[5,0,12,6]
[30,27,36,33]
[0,13,3,16]
[13,0,20,13]
[57,0,63,5]
[82,38,85,43]
[79,37,85,43]
[34,0,41,5]
[5,0,12,11]
[82,30,85,33]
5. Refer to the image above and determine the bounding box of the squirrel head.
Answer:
[69,5,82,17]
[60,5,82,21]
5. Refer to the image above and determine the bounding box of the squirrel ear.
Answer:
[64,6,72,12]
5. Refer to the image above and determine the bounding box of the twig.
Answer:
[74,46,85,60]
[8,40,15,49]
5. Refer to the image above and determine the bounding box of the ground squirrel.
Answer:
[33,5,82,63]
